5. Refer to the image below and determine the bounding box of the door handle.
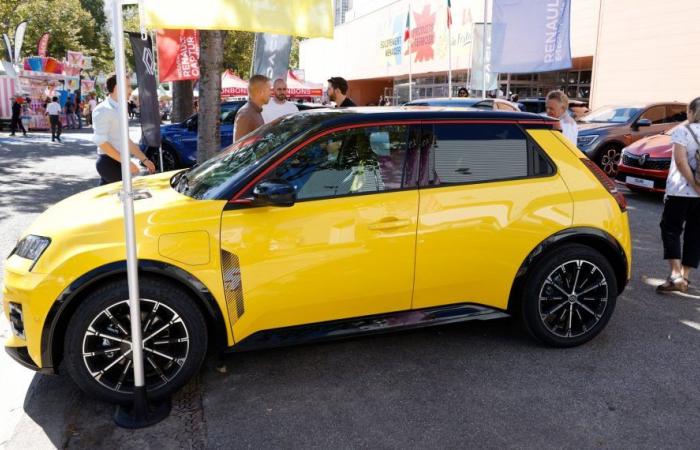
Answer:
[368,218,411,231]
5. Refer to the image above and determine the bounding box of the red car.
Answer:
[615,125,679,193]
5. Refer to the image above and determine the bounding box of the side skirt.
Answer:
[227,303,510,353]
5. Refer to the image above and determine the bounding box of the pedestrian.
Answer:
[379,95,387,106]
[92,74,156,185]
[128,99,136,119]
[657,97,700,293]
[545,90,577,145]
[74,91,83,129]
[326,77,356,107]
[88,94,97,126]
[233,74,271,141]
[457,87,469,98]
[262,78,299,123]
[65,98,77,129]
[45,96,63,142]
[9,96,27,137]
[511,94,519,103]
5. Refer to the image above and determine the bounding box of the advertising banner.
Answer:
[470,23,499,92]
[490,0,572,73]
[81,79,95,93]
[251,33,292,80]
[156,29,200,82]
[128,33,161,148]
[37,33,50,57]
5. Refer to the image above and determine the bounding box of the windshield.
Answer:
[173,112,326,199]
[579,106,641,124]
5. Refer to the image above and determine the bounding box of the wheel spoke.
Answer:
[83,347,120,357]
[147,356,169,382]
[577,281,606,297]
[571,261,582,294]
[143,346,176,362]
[116,359,132,391]
[152,337,189,345]
[542,299,569,317]
[575,300,599,318]
[92,349,132,378]
[88,328,132,345]
[104,310,129,336]
[143,315,182,343]
[567,304,573,337]
[546,278,571,297]
[142,302,161,334]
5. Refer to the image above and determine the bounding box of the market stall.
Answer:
[286,70,323,100]
[221,70,248,99]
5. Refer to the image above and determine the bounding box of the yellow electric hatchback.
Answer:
[3,108,631,403]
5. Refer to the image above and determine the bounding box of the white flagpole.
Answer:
[482,0,487,99]
[448,20,452,98]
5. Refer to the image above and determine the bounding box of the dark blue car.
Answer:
[141,101,246,171]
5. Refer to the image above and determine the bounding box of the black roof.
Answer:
[294,106,552,129]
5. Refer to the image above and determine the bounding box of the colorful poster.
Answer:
[37,33,50,57]
[156,29,200,82]
[66,50,84,68]
[80,79,95,93]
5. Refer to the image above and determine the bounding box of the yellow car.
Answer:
[3,108,631,403]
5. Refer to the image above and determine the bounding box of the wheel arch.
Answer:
[507,227,629,315]
[41,259,228,372]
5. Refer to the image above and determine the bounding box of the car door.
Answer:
[411,122,574,311]
[220,124,420,342]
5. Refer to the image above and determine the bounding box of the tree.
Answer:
[171,80,194,124]
[197,30,226,164]
[222,31,255,76]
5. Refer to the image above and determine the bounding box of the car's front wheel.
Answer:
[63,278,207,404]
[521,244,618,347]
[597,144,622,177]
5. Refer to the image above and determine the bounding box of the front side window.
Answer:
[423,123,553,186]
[265,125,409,201]
[579,107,641,124]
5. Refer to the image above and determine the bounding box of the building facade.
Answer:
[301,0,700,108]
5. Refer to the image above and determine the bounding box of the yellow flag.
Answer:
[143,0,334,38]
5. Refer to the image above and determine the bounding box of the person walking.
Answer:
[92,74,156,185]
[87,94,97,126]
[657,97,700,293]
[233,74,271,141]
[262,78,298,123]
[326,77,356,107]
[9,96,27,137]
[65,98,77,129]
[545,90,578,145]
[46,96,63,142]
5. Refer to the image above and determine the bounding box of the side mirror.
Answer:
[253,179,296,207]
[635,118,652,129]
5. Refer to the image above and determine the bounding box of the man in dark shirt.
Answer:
[327,77,356,107]
[10,96,27,137]
[233,74,271,142]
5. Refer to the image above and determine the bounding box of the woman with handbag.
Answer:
[657,97,700,293]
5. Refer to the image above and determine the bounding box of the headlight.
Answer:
[11,235,51,269]
[577,134,599,147]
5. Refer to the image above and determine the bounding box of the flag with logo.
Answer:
[37,33,50,57]
[128,33,161,149]
[156,29,200,82]
[252,33,293,80]
[490,0,572,73]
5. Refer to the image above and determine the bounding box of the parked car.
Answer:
[518,97,590,119]
[142,101,326,171]
[615,125,679,193]
[404,97,520,111]
[576,103,687,177]
[5,107,631,403]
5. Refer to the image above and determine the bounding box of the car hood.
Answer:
[624,133,672,158]
[23,172,226,244]
[576,122,625,134]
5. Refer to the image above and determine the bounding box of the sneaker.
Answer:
[57,137,62,142]
[656,275,688,294]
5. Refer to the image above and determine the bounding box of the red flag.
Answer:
[156,29,200,82]
[447,0,452,28]
[37,33,50,57]
[404,9,411,41]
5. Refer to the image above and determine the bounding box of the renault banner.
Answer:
[128,33,161,149]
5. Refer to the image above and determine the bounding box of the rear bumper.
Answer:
[4,346,54,374]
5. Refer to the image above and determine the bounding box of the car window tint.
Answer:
[425,124,552,185]
[640,106,666,124]
[497,101,517,112]
[667,105,687,123]
[269,126,408,200]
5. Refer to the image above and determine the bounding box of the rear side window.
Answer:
[667,105,687,123]
[423,123,553,186]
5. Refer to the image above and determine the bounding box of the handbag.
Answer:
[684,124,700,184]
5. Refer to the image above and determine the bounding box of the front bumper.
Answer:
[4,345,53,374]
[615,164,668,192]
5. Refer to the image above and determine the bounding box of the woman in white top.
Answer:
[545,90,578,146]
[657,97,700,293]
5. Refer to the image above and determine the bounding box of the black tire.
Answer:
[63,277,207,404]
[597,144,622,178]
[148,143,180,172]
[520,244,618,347]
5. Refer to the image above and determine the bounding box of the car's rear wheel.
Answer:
[63,278,207,404]
[597,144,622,177]
[520,244,617,347]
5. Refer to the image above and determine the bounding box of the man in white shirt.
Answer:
[546,90,578,146]
[92,74,155,185]
[261,78,298,123]
[45,96,63,142]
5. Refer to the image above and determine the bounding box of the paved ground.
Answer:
[0,130,699,449]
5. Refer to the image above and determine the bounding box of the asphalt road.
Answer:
[0,129,698,449]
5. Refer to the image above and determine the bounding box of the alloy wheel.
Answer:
[81,299,190,394]
[538,260,609,338]
[600,147,621,177]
